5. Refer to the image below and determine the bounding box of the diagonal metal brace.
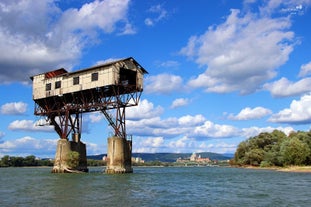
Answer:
[101,109,123,138]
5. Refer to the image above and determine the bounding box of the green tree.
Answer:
[10,157,24,167]
[24,155,38,166]
[263,144,283,166]
[245,148,265,166]
[232,130,311,167]
[280,137,311,166]
[290,131,311,164]
[252,132,274,149]
[38,159,53,166]
[234,141,249,165]
[87,159,105,166]
[1,155,11,167]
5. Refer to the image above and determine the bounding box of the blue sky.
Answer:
[1,0,311,158]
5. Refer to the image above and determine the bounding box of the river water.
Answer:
[0,166,310,207]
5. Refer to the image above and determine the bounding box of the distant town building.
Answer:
[103,155,144,164]
[102,156,107,161]
[177,152,211,163]
[190,152,197,161]
[132,157,144,163]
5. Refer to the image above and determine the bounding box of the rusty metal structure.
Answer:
[31,57,147,140]
[30,57,148,173]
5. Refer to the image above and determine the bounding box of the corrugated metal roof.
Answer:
[44,68,68,79]
[30,68,68,80]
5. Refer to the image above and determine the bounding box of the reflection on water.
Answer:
[1,167,311,207]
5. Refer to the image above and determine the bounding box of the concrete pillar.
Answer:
[52,136,88,173]
[105,136,133,174]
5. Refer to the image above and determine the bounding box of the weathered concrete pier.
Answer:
[52,134,88,173]
[105,136,133,173]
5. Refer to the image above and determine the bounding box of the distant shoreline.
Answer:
[276,166,311,173]
[239,165,311,173]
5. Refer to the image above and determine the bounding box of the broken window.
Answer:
[120,68,136,86]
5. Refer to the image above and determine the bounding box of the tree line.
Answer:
[233,130,311,167]
[0,154,109,167]
[0,155,107,167]
[0,155,172,167]
[0,155,53,167]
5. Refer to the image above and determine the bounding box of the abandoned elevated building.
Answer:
[30,57,148,173]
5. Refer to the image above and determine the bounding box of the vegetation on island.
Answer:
[232,130,311,167]
[0,155,53,167]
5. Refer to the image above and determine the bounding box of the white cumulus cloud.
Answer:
[0,0,131,83]
[59,0,130,33]
[193,121,239,138]
[171,98,190,109]
[182,8,294,94]
[242,126,295,138]
[145,74,184,94]
[8,120,54,132]
[269,93,311,124]
[1,102,27,115]
[178,114,206,126]
[141,137,164,148]
[228,107,272,120]
[298,61,311,77]
[127,99,164,120]
[168,136,194,150]
[88,112,104,123]
[264,77,311,97]
[0,136,57,157]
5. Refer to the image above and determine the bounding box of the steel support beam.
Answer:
[34,85,141,140]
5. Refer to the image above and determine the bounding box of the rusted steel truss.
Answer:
[34,85,142,139]
[49,112,81,139]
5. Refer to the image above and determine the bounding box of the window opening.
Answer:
[55,81,61,89]
[91,72,98,81]
[46,83,51,91]
[73,76,79,85]
[120,68,136,86]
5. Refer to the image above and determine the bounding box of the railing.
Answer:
[107,131,132,141]
[126,134,132,141]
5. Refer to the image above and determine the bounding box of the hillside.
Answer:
[88,152,231,162]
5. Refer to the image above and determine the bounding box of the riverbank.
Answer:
[241,165,311,173]
[276,166,311,172]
